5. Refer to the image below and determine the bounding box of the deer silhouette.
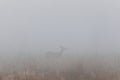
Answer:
[45,46,67,59]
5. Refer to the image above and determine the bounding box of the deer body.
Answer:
[45,47,66,59]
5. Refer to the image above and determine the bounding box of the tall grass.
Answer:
[0,54,120,80]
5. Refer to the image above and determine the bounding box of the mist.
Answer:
[0,0,120,80]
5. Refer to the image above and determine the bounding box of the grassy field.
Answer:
[0,54,120,80]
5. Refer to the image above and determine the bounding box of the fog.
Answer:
[0,0,120,80]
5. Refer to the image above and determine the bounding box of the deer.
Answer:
[45,46,67,59]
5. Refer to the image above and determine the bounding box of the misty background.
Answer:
[0,0,120,75]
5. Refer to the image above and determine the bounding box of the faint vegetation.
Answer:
[0,51,120,80]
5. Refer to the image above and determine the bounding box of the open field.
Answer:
[0,54,120,80]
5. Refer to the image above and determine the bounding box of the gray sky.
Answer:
[0,0,120,56]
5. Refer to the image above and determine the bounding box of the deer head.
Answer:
[59,46,67,55]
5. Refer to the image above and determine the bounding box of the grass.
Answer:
[0,55,119,80]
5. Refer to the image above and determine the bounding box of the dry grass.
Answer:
[0,55,120,80]
[0,64,119,80]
